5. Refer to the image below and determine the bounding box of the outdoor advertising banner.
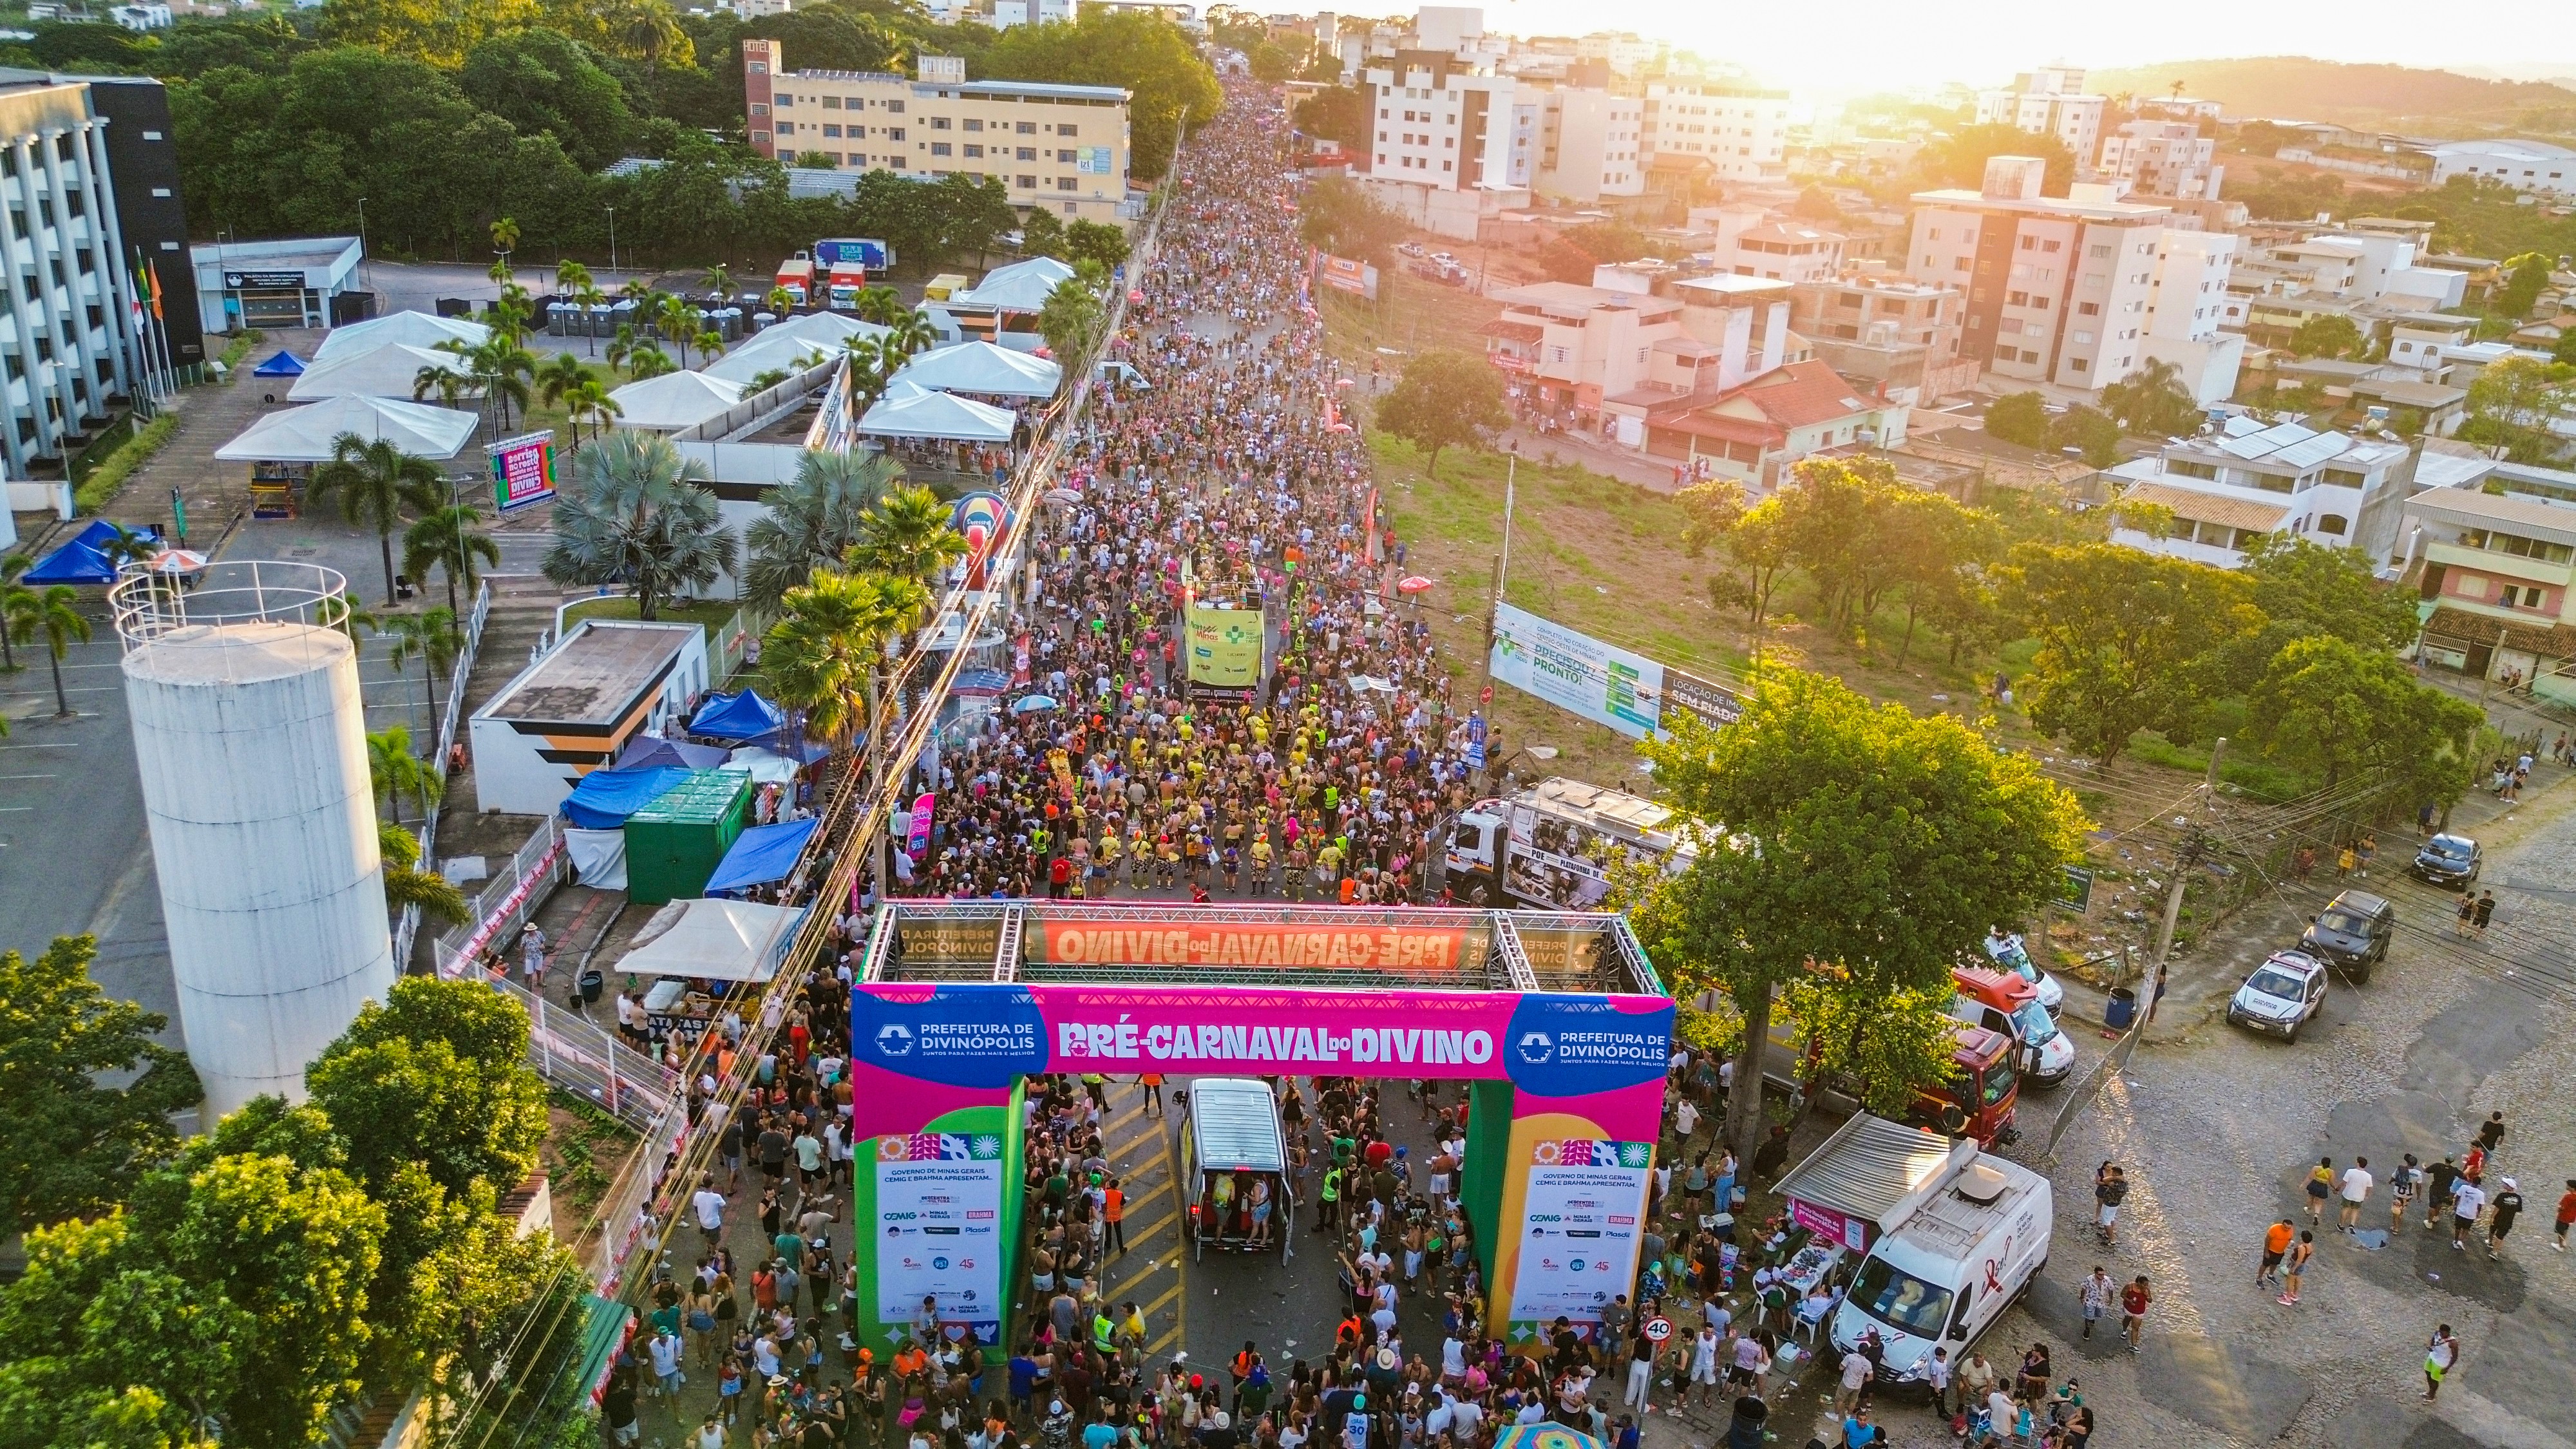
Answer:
[488,431,558,513]
[1318,254,1381,301]
[871,1124,1009,1343]
[1499,1126,1655,1344]
[1186,605,1264,690]
[1488,602,1665,739]
[1032,917,1482,972]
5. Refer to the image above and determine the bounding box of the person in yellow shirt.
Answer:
[1095,829,1124,898]
[1247,835,1274,895]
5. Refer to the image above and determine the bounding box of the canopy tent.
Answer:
[23,519,158,585]
[893,341,1061,399]
[564,827,629,890]
[249,350,306,378]
[701,325,849,386]
[1772,1112,1976,1253]
[858,388,1016,443]
[703,817,820,895]
[619,897,805,983]
[726,744,808,784]
[755,310,886,351]
[214,395,480,463]
[958,256,1076,312]
[314,309,489,363]
[688,689,785,743]
[614,734,735,772]
[557,764,691,829]
[607,370,746,433]
[288,341,472,402]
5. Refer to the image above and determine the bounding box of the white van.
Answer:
[1828,1153,2051,1386]
[1180,1077,1293,1260]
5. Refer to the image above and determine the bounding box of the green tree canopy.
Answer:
[1296,175,1409,267]
[2289,311,2366,361]
[2246,634,2486,800]
[0,935,201,1238]
[2100,359,2206,437]
[2002,541,2262,764]
[458,28,635,171]
[980,11,1218,180]
[1375,349,1507,477]
[2460,355,2576,463]
[1920,123,2076,194]
[1982,390,2050,450]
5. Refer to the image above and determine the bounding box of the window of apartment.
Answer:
[885,100,903,113]
[2007,290,2028,306]
[2087,243,2112,259]
[965,118,984,131]
[2321,468,2366,488]
[933,116,951,129]
[2463,529,2576,564]
[2166,459,2219,481]
[965,144,985,157]
[1016,174,1037,188]
[1017,120,1038,134]
[1057,175,1076,189]
[2316,514,2350,537]
[1955,257,1971,271]
[1013,144,1036,162]
[888,128,904,142]
[2076,301,2100,316]
[776,120,796,135]
[931,142,953,156]
[822,124,842,138]
[2072,330,2094,344]
[2042,239,2061,252]
[822,96,842,109]
[775,93,794,106]
[1059,122,1079,135]
[1057,148,1075,162]
[2019,236,2035,251]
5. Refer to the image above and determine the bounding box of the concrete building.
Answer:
[2096,120,2219,200]
[1642,80,1791,185]
[2385,310,2481,376]
[2402,467,2576,696]
[1974,66,2105,170]
[469,619,714,817]
[2426,138,2576,197]
[1412,4,1482,53]
[1357,55,1533,236]
[1482,271,1795,432]
[1534,87,1642,202]
[1573,30,1660,77]
[1908,156,2242,404]
[192,236,363,334]
[1719,223,1844,284]
[744,43,1133,225]
[1789,269,1975,404]
[2105,414,2414,567]
[1638,357,1909,486]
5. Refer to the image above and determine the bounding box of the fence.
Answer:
[676,355,842,444]
[433,813,567,978]
[392,579,492,968]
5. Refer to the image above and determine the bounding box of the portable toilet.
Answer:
[623,768,753,905]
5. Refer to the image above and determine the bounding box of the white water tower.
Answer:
[114,561,395,1121]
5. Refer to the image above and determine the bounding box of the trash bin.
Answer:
[1727,1395,1768,1449]
[579,967,605,1005]
[2105,987,2138,1030]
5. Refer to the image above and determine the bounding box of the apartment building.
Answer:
[0,77,164,477]
[1719,223,1844,284]
[2096,120,2219,200]
[1643,357,1908,485]
[1484,271,1795,429]
[1908,156,2242,404]
[1534,87,1642,202]
[988,0,1077,26]
[1642,80,1790,185]
[1788,270,1973,404]
[1361,56,1525,189]
[2403,466,2576,694]
[1413,5,1483,53]
[743,44,1133,225]
[1974,66,2105,171]
[2426,138,2576,198]
[1573,31,1661,77]
[2106,415,2413,567]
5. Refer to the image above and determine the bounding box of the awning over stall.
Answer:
[703,817,820,895]
[618,897,804,982]
[1772,1112,1976,1253]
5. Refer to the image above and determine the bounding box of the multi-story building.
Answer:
[1411,5,1482,53]
[2402,464,2576,695]
[0,73,173,477]
[989,0,1076,26]
[1719,222,1844,284]
[2096,120,2219,200]
[2426,138,2576,198]
[2106,415,2414,567]
[1485,272,1797,431]
[1974,66,2105,171]
[1789,269,1973,404]
[1908,156,2242,404]
[1533,87,1642,202]
[1642,357,1909,486]
[1361,55,1524,189]
[743,44,1133,225]
[1573,31,1660,77]
[1642,80,1790,186]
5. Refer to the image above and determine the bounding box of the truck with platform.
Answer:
[1429,776,1698,909]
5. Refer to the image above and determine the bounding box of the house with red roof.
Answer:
[1622,358,1910,488]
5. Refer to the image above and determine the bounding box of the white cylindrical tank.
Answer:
[115,562,394,1121]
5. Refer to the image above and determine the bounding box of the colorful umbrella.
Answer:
[147,548,210,575]
[1396,576,1435,594]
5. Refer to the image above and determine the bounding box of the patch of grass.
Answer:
[2125,731,2311,802]
[212,330,263,376]
[72,412,178,514]
[563,593,743,642]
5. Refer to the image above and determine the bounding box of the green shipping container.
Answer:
[623,768,753,905]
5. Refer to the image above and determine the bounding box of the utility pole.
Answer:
[2476,623,2510,708]
[2145,737,2224,1025]
[1471,450,1515,786]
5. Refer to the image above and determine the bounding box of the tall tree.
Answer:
[845,485,969,591]
[5,584,90,719]
[367,723,443,826]
[305,978,547,1206]
[1037,276,1104,365]
[761,569,931,748]
[1633,670,2088,1165]
[979,9,1219,179]
[2101,359,2206,437]
[541,431,737,620]
[1375,349,1507,478]
[744,449,904,609]
[306,433,444,605]
[378,819,470,931]
[380,606,464,743]
[402,502,500,619]
[0,934,201,1236]
[2002,542,2261,765]
[2459,356,2576,463]
[2247,635,2487,797]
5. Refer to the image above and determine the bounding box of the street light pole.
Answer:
[605,207,618,278]
[355,196,374,298]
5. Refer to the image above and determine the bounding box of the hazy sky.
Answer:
[1459,0,2570,97]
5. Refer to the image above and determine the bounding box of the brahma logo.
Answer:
[875,1023,914,1056]
[1515,1031,1555,1065]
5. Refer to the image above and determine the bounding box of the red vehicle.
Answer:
[1910,1023,2018,1147]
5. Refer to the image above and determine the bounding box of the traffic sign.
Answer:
[1642,1317,1672,1343]
[2058,865,2095,913]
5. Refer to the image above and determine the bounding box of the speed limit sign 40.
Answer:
[1641,1316,1672,1343]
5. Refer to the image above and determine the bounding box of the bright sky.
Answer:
[1462,0,2566,99]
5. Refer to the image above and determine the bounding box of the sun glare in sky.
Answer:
[1458,0,2568,97]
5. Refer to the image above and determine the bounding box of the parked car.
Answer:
[2411,833,2481,889]
[2299,890,2394,982]
[2228,950,2329,1041]
[1982,928,2066,1016]
[1397,241,1427,258]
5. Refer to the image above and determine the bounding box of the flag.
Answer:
[146,261,164,320]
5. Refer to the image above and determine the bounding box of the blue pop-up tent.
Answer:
[559,765,690,829]
[689,689,786,743]
[250,350,307,377]
[703,817,820,896]
[23,519,158,585]
[614,734,734,772]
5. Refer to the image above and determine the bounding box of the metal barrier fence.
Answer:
[434,813,567,977]
[392,579,492,967]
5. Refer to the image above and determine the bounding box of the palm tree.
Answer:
[744,450,904,609]
[845,334,900,412]
[0,552,30,672]
[6,583,88,717]
[695,328,726,363]
[764,285,796,315]
[380,605,464,743]
[656,293,700,368]
[402,503,499,618]
[307,432,444,603]
[745,368,793,393]
[321,595,379,645]
[489,216,522,287]
[536,352,591,416]
[379,819,468,928]
[1039,278,1103,365]
[762,568,929,747]
[413,349,469,408]
[98,524,157,574]
[703,264,735,299]
[556,259,593,299]
[367,723,442,826]
[481,338,539,433]
[625,345,676,381]
[541,431,738,620]
[846,485,969,593]
[851,285,904,325]
[573,279,610,357]
[567,378,623,443]
[606,322,643,375]
[884,307,940,363]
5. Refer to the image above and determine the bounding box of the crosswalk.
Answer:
[1084,1085,1191,1358]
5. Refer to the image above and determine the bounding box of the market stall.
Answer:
[616,896,805,1050]
[22,519,158,585]
[703,816,819,896]
[312,308,489,363]
[213,394,478,518]
[687,688,786,744]
[1772,1112,1976,1258]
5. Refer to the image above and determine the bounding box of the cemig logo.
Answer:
[876,1023,914,1056]
[933,1257,950,1270]
[1515,1031,1555,1065]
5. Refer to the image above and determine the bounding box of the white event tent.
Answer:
[858,387,1017,442]
[893,341,1061,398]
[314,310,491,363]
[214,395,481,462]
[607,370,746,433]
[287,341,471,402]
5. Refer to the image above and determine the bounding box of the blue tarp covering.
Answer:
[250,350,307,377]
[690,689,786,743]
[703,816,819,895]
[615,734,734,772]
[24,520,157,585]
[559,765,690,829]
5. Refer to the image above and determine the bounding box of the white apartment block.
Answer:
[988,0,1075,27]
[1362,60,1522,190]
[1574,31,1662,77]
[1975,66,2105,172]
[1908,155,2242,404]
[2096,120,2219,200]
[2426,138,2576,198]
[1535,88,1642,202]
[2108,415,2413,567]
[1643,81,1790,185]
[743,45,1132,225]
[1719,223,1844,285]
[1412,5,1482,53]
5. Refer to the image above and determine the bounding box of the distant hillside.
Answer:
[2088,56,2576,131]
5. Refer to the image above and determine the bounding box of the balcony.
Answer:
[2427,539,2574,589]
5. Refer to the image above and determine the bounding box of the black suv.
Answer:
[2301,889,2395,981]
[2412,833,2481,889]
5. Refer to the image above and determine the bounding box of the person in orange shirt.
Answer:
[2258,1219,2296,1288]
[1104,1177,1128,1256]
[1338,875,1357,905]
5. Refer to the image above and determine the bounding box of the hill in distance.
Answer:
[2088,56,2576,131]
